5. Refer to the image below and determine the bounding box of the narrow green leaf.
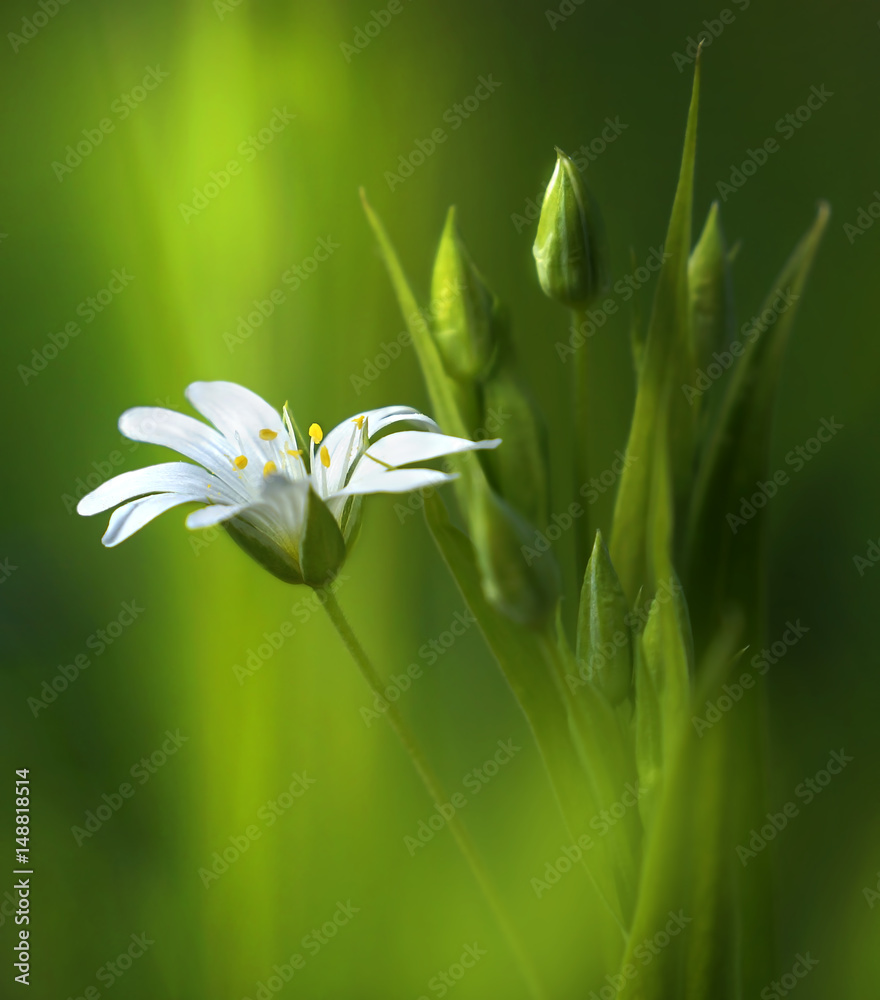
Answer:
[359,189,469,442]
[683,201,830,652]
[616,618,744,1000]
[610,58,701,602]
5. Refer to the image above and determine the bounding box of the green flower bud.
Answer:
[470,478,559,628]
[532,149,609,308]
[431,207,500,380]
[576,531,632,705]
[688,201,735,377]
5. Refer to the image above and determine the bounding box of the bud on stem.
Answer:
[533,149,609,308]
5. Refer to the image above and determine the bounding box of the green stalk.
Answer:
[322,590,548,1000]
[572,308,591,589]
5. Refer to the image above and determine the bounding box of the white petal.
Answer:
[77,462,217,515]
[359,431,500,471]
[185,381,285,461]
[119,407,248,499]
[260,476,309,535]
[186,503,249,530]
[364,405,440,437]
[318,419,366,495]
[331,468,456,498]
[102,492,205,547]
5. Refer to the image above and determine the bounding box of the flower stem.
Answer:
[322,590,548,1000]
[572,309,591,587]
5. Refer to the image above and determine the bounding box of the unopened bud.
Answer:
[576,531,632,704]
[431,207,500,380]
[532,149,609,308]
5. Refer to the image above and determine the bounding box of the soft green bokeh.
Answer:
[2,0,877,996]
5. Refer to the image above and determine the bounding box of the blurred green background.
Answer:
[1,0,878,996]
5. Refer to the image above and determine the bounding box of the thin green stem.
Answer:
[572,309,591,588]
[537,627,630,947]
[322,590,548,1000]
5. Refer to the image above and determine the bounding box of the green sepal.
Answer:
[299,486,347,588]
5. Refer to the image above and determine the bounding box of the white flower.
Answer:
[77,381,499,583]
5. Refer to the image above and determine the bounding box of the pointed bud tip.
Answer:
[533,149,609,309]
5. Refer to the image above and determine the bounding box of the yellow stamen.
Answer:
[353,415,366,429]
[320,445,331,468]
[308,423,323,444]
[263,461,278,476]
[286,449,303,459]
[259,428,278,440]
[233,455,248,470]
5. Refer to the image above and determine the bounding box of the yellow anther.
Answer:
[320,445,331,468]
[353,415,366,429]
[286,449,303,459]
[308,423,323,444]
[263,461,278,477]
[233,455,248,470]
[259,428,278,440]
